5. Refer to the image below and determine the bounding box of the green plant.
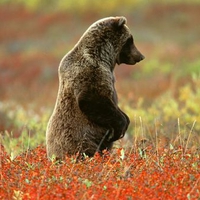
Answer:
[121,73,200,152]
[1,101,50,158]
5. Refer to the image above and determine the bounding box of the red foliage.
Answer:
[0,145,199,200]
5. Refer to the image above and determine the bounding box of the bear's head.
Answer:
[116,33,145,65]
[78,16,144,66]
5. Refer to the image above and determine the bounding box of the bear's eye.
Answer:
[122,35,133,47]
[127,35,133,44]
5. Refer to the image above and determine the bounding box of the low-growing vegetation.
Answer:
[1,145,199,199]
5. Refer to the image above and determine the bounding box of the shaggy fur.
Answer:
[46,16,144,160]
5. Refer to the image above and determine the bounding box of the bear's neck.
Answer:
[77,41,117,71]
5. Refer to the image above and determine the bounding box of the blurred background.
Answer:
[1,0,200,155]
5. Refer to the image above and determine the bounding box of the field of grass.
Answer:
[0,1,200,199]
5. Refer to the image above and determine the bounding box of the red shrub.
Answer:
[0,145,199,200]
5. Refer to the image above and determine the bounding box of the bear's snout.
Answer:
[139,54,145,61]
[117,35,145,65]
[134,51,145,63]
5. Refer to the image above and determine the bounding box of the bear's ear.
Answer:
[114,16,127,28]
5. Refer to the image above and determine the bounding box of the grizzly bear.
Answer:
[46,16,144,160]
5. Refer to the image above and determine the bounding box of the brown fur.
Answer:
[46,16,144,160]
